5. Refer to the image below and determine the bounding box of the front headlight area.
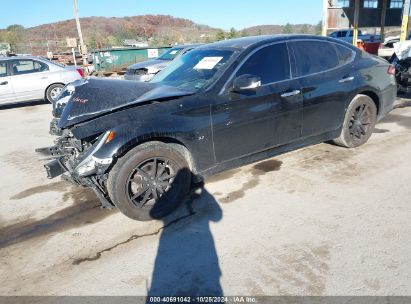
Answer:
[74,131,116,177]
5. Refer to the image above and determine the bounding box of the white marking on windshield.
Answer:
[194,57,223,70]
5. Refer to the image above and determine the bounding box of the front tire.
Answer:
[333,94,377,148]
[107,142,192,221]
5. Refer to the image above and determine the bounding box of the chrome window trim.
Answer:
[220,38,356,95]
[288,39,356,80]
[219,41,293,95]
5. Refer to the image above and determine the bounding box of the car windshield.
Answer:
[158,48,184,60]
[151,48,235,91]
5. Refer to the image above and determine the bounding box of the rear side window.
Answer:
[0,62,7,77]
[335,44,355,65]
[11,60,48,75]
[236,43,290,85]
[291,41,339,77]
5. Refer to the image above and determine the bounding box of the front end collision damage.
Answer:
[37,130,116,208]
[38,78,197,209]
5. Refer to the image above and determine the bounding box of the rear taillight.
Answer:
[387,64,396,75]
[76,68,85,78]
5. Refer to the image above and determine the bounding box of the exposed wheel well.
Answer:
[119,137,196,173]
[358,91,380,114]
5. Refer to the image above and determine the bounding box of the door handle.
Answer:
[281,90,301,98]
[0,81,8,85]
[339,76,355,83]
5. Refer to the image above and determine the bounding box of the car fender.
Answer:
[91,120,214,174]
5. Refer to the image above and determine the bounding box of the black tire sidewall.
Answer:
[107,143,191,221]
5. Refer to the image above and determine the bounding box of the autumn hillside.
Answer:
[0,15,321,55]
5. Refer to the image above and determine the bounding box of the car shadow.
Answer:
[0,99,48,110]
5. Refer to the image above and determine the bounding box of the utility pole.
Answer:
[73,0,88,67]
[380,0,388,43]
[322,0,328,36]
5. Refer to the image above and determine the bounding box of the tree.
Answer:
[215,30,226,41]
[6,24,25,32]
[228,27,237,39]
[87,34,97,49]
[257,29,263,36]
[162,35,171,46]
[282,23,293,34]
[4,24,27,53]
[300,24,309,34]
[315,21,323,35]
[240,29,249,37]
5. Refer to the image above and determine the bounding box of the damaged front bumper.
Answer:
[44,158,67,179]
[36,131,116,208]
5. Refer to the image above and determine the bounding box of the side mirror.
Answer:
[232,74,261,92]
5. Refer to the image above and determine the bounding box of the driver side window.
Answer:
[236,43,290,85]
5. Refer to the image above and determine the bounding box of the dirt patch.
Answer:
[256,243,331,295]
[10,181,67,200]
[380,113,411,130]
[3,150,44,175]
[219,179,259,204]
[1,184,115,248]
[216,159,282,204]
[251,159,282,176]
[206,168,241,184]
[373,128,390,134]
[394,100,411,109]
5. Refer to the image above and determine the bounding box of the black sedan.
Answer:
[39,35,397,221]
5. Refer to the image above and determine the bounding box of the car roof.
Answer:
[0,55,49,62]
[172,44,203,49]
[197,34,343,50]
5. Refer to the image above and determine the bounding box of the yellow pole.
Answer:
[353,0,360,46]
[400,0,411,42]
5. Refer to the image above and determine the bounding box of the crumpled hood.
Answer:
[57,78,194,129]
[128,59,170,71]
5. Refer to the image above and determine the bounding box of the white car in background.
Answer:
[378,36,400,59]
[124,44,202,82]
[0,56,83,105]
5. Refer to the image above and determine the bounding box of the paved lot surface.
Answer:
[0,97,410,296]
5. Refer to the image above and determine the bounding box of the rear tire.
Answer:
[333,94,377,148]
[107,142,192,221]
[46,84,64,103]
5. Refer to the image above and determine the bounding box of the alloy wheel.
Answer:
[126,157,178,207]
[349,103,373,142]
[50,87,63,100]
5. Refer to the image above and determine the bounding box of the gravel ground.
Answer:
[0,97,410,296]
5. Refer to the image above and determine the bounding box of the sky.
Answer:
[0,0,322,30]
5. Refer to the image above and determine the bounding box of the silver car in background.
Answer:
[124,44,201,82]
[0,56,83,105]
